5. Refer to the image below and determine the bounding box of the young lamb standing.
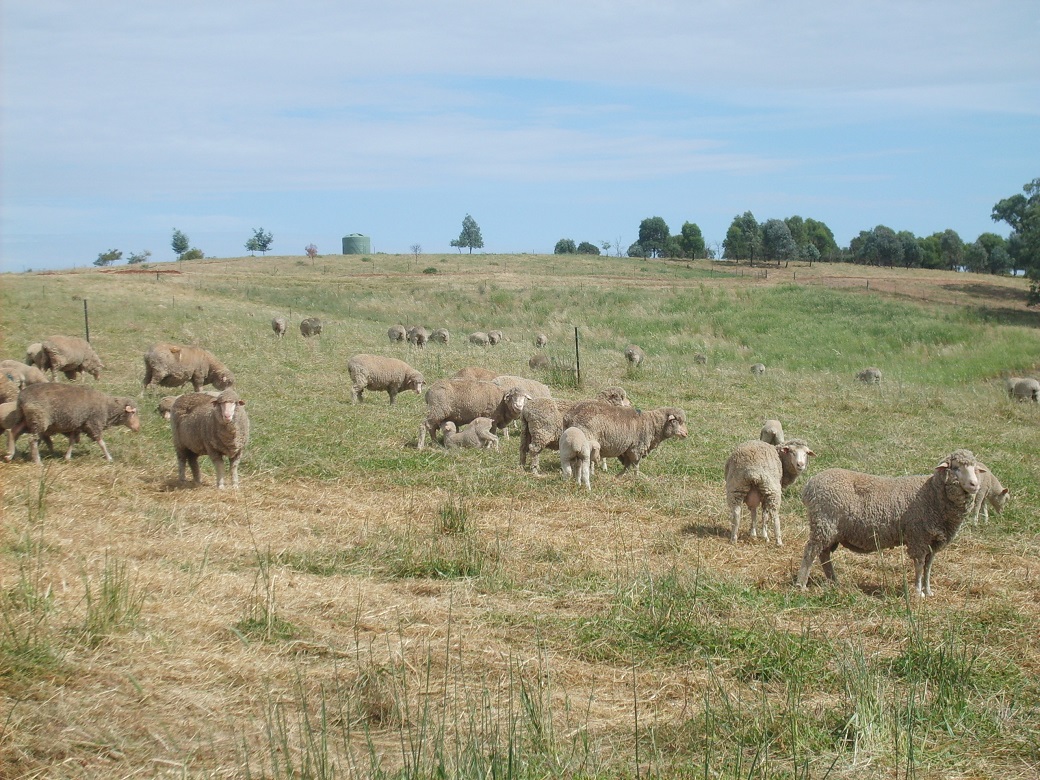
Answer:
[519,387,631,474]
[559,426,600,491]
[968,462,1009,524]
[347,354,425,405]
[170,389,250,489]
[40,335,104,380]
[725,439,816,546]
[759,419,785,445]
[562,401,687,475]
[9,383,140,463]
[795,449,983,597]
[143,343,235,392]
[440,418,499,450]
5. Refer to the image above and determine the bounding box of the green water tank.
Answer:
[342,234,371,255]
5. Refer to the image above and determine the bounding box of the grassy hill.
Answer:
[2,253,1039,778]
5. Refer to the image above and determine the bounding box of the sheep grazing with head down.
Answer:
[468,331,491,347]
[25,343,45,368]
[759,419,785,446]
[271,317,288,338]
[725,439,816,546]
[300,317,323,337]
[1011,378,1039,402]
[440,418,499,450]
[751,363,766,377]
[143,343,234,392]
[857,367,882,384]
[430,328,450,345]
[796,449,983,597]
[623,344,645,367]
[418,380,529,449]
[347,354,425,405]
[39,335,104,381]
[487,330,504,346]
[170,389,250,489]
[519,386,631,474]
[562,401,687,475]
[529,353,550,370]
[0,360,49,389]
[387,324,407,343]
[407,326,430,349]
[559,426,600,491]
[158,391,219,420]
[534,333,548,349]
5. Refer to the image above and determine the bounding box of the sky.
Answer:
[2,1,1038,272]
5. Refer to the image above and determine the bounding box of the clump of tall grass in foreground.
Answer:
[78,552,145,648]
[233,545,299,643]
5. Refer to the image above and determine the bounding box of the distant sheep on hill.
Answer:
[388,324,407,343]
[857,367,882,384]
[300,318,323,337]
[623,344,645,366]
[759,419,785,445]
[271,317,288,338]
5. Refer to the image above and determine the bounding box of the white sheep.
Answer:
[562,401,687,475]
[430,328,450,345]
[725,439,816,546]
[468,331,490,347]
[271,317,288,338]
[857,367,882,384]
[157,391,219,420]
[170,389,250,489]
[487,330,504,346]
[491,375,552,400]
[407,326,429,349]
[347,354,425,405]
[440,418,499,450]
[387,324,407,343]
[0,360,49,388]
[453,366,500,381]
[143,343,234,392]
[559,426,600,491]
[25,342,45,368]
[534,333,548,349]
[795,449,983,597]
[751,362,766,377]
[418,380,528,449]
[1011,378,1039,402]
[759,419,785,445]
[623,344,645,366]
[968,462,1009,524]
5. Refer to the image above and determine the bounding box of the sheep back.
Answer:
[347,354,424,404]
[387,324,407,342]
[41,335,104,380]
[143,343,234,391]
[0,361,49,388]
[623,344,645,366]
[1012,378,1039,401]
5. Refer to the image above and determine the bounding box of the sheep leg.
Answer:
[768,504,782,547]
[229,454,242,488]
[387,389,397,405]
[795,541,819,588]
[729,501,743,544]
[211,455,227,489]
[5,420,26,461]
[819,544,838,582]
[579,460,591,491]
[30,434,42,465]
[350,386,362,403]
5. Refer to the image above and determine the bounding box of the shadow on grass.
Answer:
[679,521,730,540]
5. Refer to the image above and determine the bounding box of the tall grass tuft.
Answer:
[234,545,299,643]
[79,551,145,648]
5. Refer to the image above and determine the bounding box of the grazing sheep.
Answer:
[440,418,499,450]
[694,352,707,365]
[519,387,631,474]
[468,332,491,347]
[40,335,104,380]
[759,419,785,445]
[347,354,425,405]
[529,353,550,370]
[300,317,323,337]
[1011,378,1039,402]
[430,328,450,345]
[452,366,500,381]
[157,391,219,420]
[491,375,551,400]
[969,463,1009,524]
[623,344,645,366]
[0,360,50,388]
[562,401,687,475]
[418,380,529,449]
[795,449,983,597]
[857,367,882,384]
[25,343,45,368]
[387,324,407,343]
[534,333,548,349]
[170,389,250,489]
[271,317,288,338]
[9,383,140,464]
[1003,376,1024,397]
[751,363,766,377]
[143,343,234,392]
[407,326,430,349]
[488,330,504,346]
[725,439,816,546]
[559,426,600,491]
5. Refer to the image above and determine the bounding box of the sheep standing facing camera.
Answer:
[759,419,785,445]
[271,317,288,338]
[170,389,250,489]
[623,344,645,366]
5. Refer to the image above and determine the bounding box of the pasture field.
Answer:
[2,252,1039,779]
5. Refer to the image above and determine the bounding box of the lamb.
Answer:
[725,439,816,546]
[387,324,407,343]
[759,419,785,445]
[347,354,425,405]
[491,375,551,400]
[300,317,323,337]
[795,449,984,597]
[430,328,450,345]
[1011,378,1039,402]
[440,418,499,450]
[0,361,49,389]
[143,343,234,392]
[968,463,1009,524]
[488,330,504,346]
[534,333,548,349]
[407,326,430,349]
[559,426,600,491]
[271,316,288,338]
[623,344,645,366]
[468,332,491,347]
[751,363,766,377]
[519,386,631,474]
[857,367,882,384]
[170,389,250,489]
[418,380,529,449]
[8,382,140,464]
[40,335,104,380]
[562,401,687,475]
[452,366,500,381]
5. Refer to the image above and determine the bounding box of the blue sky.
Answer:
[2,1,1038,271]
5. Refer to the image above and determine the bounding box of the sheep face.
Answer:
[779,442,815,475]
[124,405,142,432]
[214,392,246,422]
[936,451,982,497]
[664,412,688,441]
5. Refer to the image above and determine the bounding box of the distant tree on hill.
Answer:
[723,212,760,264]
[627,242,647,258]
[637,216,670,258]
[974,232,1011,275]
[305,243,319,260]
[938,229,964,270]
[94,249,122,267]
[410,243,422,262]
[992,179,1040,298]
[245,228,274,256]
[576,241,600,255]
[678,222,706,259]
[127,250,151,265]
[601,240,612,256]
[760,219,797,265]
[451,214,484,253]
[555,238,577,254]
[171,228,189,258]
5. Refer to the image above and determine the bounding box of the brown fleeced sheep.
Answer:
[623,344,645,366]
[157,391,219,420]
[528,353,550,370]
[519,387,631,474]
[170,389,250,489]
[272,317,288,338]
[857,367,882,384]
[1011,378,1039,402]
[347,354,425,405]
[40,335,104,380]
[562,401,687,475]
[300,317,323,337]
[725,438,816,546]
[25,343,45,368]
[143,343,234,392]
[9,382,139,463]
[534,333,548,349]
[0,360,50,388]
[487,330,504,346]
[491,375,552,400]
[418,380,529,449]
[407,326,430,349]
[751,362,766,377]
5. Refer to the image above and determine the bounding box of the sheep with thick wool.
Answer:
[143,343,234,392]
[725,438,816,546]
[559,426,600,491]
[0,360,49,388]
[562,401,687,475]
[519,387,631,474]
[170,389,250,489]
[347,354,425,405]
[418,380,528,449]
[39,335,104,380]
[759,419,785,445]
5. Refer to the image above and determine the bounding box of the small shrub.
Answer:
[423,266,439,274]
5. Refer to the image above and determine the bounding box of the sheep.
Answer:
[529,353,550,370]
[271,317,288,338]
[725,439,816,546]
[453,366,500,381]
[468,332,490,347]
[387,324,407,343]
[694,352,707,365]
[751,363,766,377]
[440,418,499,450]
[0,374,19,405]
[170,389,250,489]
[25,342,44,367]
[300,317,323,337]
[347,354,425,405]
[759,419,785,445]
[795,449,984,597]
[430,328,450,345]
[407,326,430,349]
[534,333,548,349]
[1011,378,1039,402]
[40,335,104,380]
[857,367,882,384]
[491,375,551,400]
[559,426,600,491]
[0,360,50,388]
[623,344,645,366]
[418,380,529,449]
[143,343,234,392]
[562,401,687,475]
[157,391,219,420]
[0,399,56,458]
[1004,376,1024,397]
[488,330,504,346]
[519,386,631,474]
[8,382,140,464]
[968,463,1009,524]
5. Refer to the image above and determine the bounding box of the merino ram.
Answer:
[347,354,425,405]
[418,380,529,449]
[170,389,250,489]
[562,401,687,475]
[143,343,234,392]
[795,449,983,597]
[724,439,816,546]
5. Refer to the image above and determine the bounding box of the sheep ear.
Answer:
[1000,488,1009,496]
[237,400,246,407]
[124,405,136,414]
[934,460,950,474]
[807,449,816,457]
[975,464,987,473]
